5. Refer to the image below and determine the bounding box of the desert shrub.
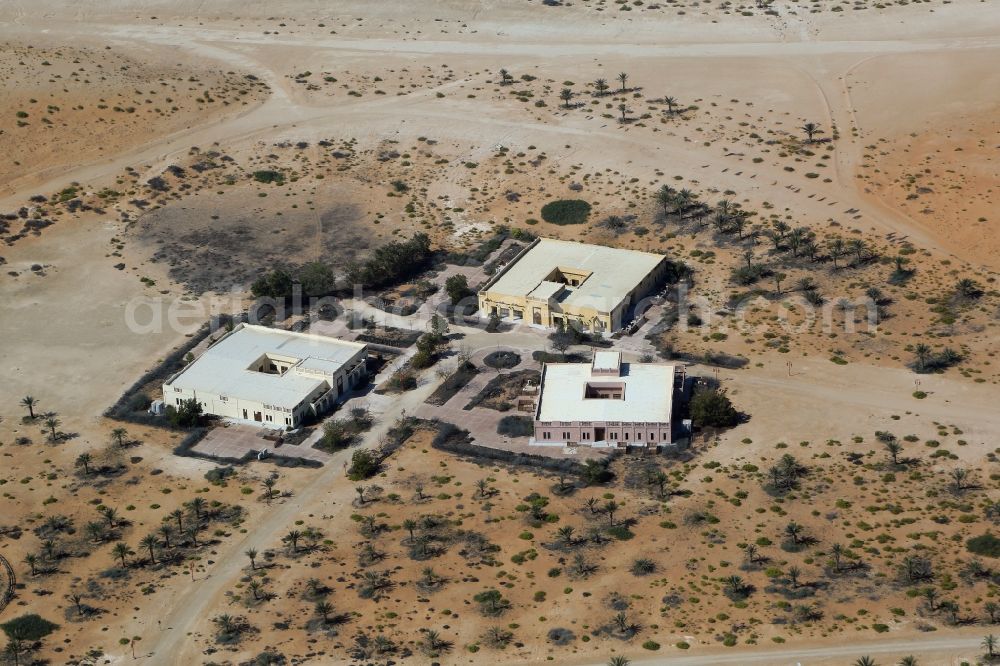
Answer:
[166,398,204,428]
[484,350,521,369]
[347,449,380,480]
[689,387,740,428]
[497,415,534,437]
[252,170,284,184]
[540,199,591,226]
[1,614,58,641]
[346,233,433,290]
[445,274,475,305]
[967,532,1000,558]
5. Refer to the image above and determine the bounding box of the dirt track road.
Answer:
[579,632,985,665]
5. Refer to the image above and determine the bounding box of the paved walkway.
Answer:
[192,423,333,464]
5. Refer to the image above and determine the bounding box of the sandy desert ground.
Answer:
[0,1,998,665]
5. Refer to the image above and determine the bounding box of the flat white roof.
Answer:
[592,350,622,372]
[484,238,664,313]
[536,361,675,423]
[165,324,366,409]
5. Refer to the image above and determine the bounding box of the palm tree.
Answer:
[655,185,675,217]
[594,78,609,96]
[20,395,38,420]
[743,543,759,565]
[617,103,629,123]
[557,526,576,546]
[140,534,159,564]
[885,439,903,465]
[603,500,619,526]
[23,553,38,576]
[99,505,118,528]
[608,657,631,666]
[170,508,184,532]
[784,520,804,544]
[112,542,131,568]
[111,427,128,448]
[284,529,302,552]
[585,497,600,514]
[913,343,932,372]
[159,524,174,549]
[315,600,334,623]
[188,496,206,522]
[263,477,277,503]
[247,579,263,601]
[476,478,491,498]
[787,565,802,588]
[402,519,417,544]
[854,657,877,666]
[663,96,678,114]
[67,592,85,617]
[801,122,823,143]
[560,88,573,108]
[41,540,56,561]
[245,548,258,570]
[45,416,60,442]
[986,601,999,624]
[846,238,867,265]
[724,574,746,596]
[498,68,512,85]
[617,72,628,91]
[772,272,787,295]
[897,657,917,666]
[922,587,939,611]
[828,237,846,268]
[957,278,983,299]
[75,452,93,475]
[984,634,998,658]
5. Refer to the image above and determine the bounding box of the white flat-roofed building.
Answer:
[162,323,368,428]
[532,350,682,448]
[477,238,670,333]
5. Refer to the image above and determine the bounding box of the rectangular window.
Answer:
[662,432,669,440]
[610,433,617,440]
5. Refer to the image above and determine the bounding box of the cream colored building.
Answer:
[533,351,681,449]
[162,324,367,428]
[478,238,669,333]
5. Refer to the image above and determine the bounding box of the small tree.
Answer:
[617,71,628,91]
[20,396,37,420]
[75,452,93,475]
[444,274,473,305]
[110,427,128,448]
[559,88,573,108]
[689,387,739,428]
[44,417,60,442]
[245,548,258,570]
[801,122,823,143]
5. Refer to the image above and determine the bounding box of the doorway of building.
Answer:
[595,427,606,441]
[253,411,262,422]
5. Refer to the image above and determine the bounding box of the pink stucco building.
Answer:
[532,351,683,449]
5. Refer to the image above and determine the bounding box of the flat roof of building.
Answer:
[165,324,366,409]
[536,360,675,423]
[483,238,664,313]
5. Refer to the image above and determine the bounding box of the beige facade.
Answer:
[163,324,368,428]
[478,238,669,333]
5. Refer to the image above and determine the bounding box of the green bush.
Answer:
[252,169,284,184]
[2,614,59,641]
[497,415,534,437]
[967,532,1000,557]
[689,387,740,428]
[540,199,591,226]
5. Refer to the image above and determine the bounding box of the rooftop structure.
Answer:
[478,238,669,333]
[163,324,368,428]
[532,352,680,448]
